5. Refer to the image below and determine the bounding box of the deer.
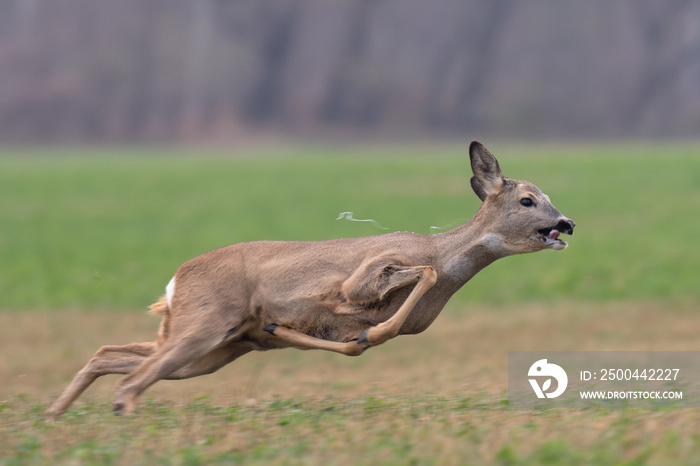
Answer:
[46,141,575,418]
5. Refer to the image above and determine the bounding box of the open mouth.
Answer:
[537,220,575,249]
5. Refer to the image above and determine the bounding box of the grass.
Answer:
[2,302,700,465]
[2,396,688,465]
[1,141,699,310]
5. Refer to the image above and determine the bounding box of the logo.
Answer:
[528,359,568,398]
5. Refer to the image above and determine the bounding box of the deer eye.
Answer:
[520,198,534,207]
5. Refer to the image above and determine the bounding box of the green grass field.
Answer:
[1,142,699,465]
[2,142,698,310]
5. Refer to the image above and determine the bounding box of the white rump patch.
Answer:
[166,277,176,308]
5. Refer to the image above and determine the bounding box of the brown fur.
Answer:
[148,295,170,346]
[46,141,575,418]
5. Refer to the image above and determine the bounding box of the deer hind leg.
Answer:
[107,344,252,417]
[166,343,253,380]
[111,328,240,416]
[265,265,437,354]
[45,342,156,419]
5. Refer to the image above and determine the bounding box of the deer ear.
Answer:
[469,141,504,201]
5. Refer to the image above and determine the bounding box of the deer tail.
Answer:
[149,295,170,346]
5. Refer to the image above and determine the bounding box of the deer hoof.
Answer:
[113,402,125,416]
[357,328,373,350]
[263,323,279,335]
[44,408,61,422]
[113,400,134,416]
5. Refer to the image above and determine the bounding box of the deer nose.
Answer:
[557,219,575,235]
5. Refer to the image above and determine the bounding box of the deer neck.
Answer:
[434,212,510,286]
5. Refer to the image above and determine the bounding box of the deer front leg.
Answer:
[357,265,437,347]
[263,324,365,356]
[264,264,437,354]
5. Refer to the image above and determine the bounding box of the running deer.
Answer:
[47,141,575,418]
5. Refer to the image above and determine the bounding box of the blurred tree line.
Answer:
[2,0,699,143]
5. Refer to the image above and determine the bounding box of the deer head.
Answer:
[469,141,575,254]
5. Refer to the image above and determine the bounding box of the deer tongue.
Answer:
[548,230,560,240]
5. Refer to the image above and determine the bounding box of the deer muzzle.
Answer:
[538,218,575,250]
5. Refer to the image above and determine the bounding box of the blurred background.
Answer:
[3,0,700,143]
[1,1,699,311]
